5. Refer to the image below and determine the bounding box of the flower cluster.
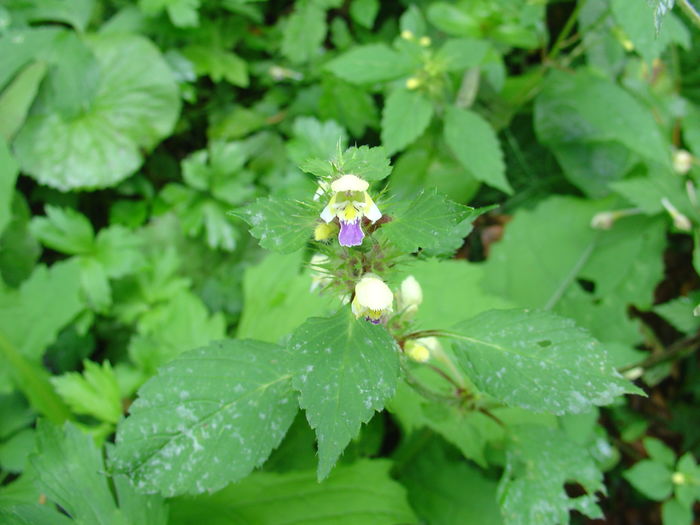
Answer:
[319,175,381,247]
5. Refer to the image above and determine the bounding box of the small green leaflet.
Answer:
[381,88,434,155]
[434,38,490,72]
[281,0,327,64]
[379,189,482,256]
[450,309,642,415]
[237,197,318,253]
[325,43,414,84]
[443,106,511,194]
[169,459,417,525]
[288,308,399,479]
[499,425,604,525]
[112,339,298,496]
[339,146,392,182]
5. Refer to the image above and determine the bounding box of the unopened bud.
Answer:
[314,222,339,241]
[406,77,421,90]
[591,211,616,230]
[419,36,431,47]
[623,367,644,381]
[400,29,414,40]
[405,340,430,362]
[673,149,693,175]
[693,303,700,317]
[672,472,687,485]
[400,275,423,307]
[661,197,692,232]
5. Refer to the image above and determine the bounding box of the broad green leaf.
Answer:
[113,339,298,496]
[0,428,35,473]
[662,499,693,525]
[499,426,604,525]
[318,76,378,137]
[426,2,480,36]
[0,139,18,235]
[0,62,46,142]
[444,106,511,193]
[14,33,180,191]
[237,252,334,343]
[30,421,118,525]
[623,460,673,500]
[140,0,200,27]
[286,117,347,166]
[169,459,417,525]
[349,0,379,28]
[381,88,433,155]
[288,308,399,479]
[0,28,61,91]
[238,197,317,253]
[654,295,700,334]
[30,206,95,255]
[339,146,391,182]
[0,504,73,525]
[182,46,248,87]
[9,0,94,31]
[435,38,490,72]
[129,290,226,374]
[675,453,700,507]
[379,189,479,256]
[325,44,413,84]
[534,70,671,190]
[403,258,516,330]
[451,309,642,415]
[398,439,502,525]
[51,360,122,424]
[281,0,326,64]
[644,437,676,468]
[112,474,169,525]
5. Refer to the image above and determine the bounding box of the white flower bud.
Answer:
[661,197,692,232]
[673,149,693,175]
[405,340,430,362]
[400,275,423,308]
[352,274,393,323]
[591,211,616,230]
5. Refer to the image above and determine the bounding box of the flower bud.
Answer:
[406,77,421,90]
[591,211,616,230]
[400,275,423,308]
[314,222,339,241]
[673,149,693,175]
[405,340,430,362]
[672,472,687,485]
[401,29,414,40]
[661,197,692,232]
[419,36,431,47]
[352,274,393,324]
[623,366,643,381]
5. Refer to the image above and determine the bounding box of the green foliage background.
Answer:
[1,0,700,523]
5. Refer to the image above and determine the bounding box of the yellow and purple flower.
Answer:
[319,174,381,247]
[351,273,393,324]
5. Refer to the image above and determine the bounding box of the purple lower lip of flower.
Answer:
[338,219,364,247]
[366,317,382,325]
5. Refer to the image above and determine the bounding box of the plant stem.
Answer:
[619,333,700,373]
[678,0,700,28]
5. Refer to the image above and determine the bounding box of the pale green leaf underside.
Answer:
[289,308,399,479]
[237,197,317,253]
[112,339,298,496]
[452,309,641,415]
[169,459,417,525]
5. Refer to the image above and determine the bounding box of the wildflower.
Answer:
[351,273,393,324]
[319,174,381,247]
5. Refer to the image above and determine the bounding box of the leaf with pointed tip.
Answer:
[451,309,642,415]
[340,146,392,182]
[288,308,399,479]
[112,339,298,496]
[381,88,433,155]
[325,44,413,84]
[237,197,318,253]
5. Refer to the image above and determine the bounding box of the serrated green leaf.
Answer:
[30,206,94,255]
[499,425,604,525]
[112,474,169,525]
[30,421,118,525]
[238,197,317,253]
[289,308,399,479]
[325,44,413,84]
[435,38,490,72]
[379,189,478,256]
[113,339,297,496]
[51,360,122,424]
[381,88,433,155]
[349,0,379,28]
[287,117,347,166]
[14,33,180,191]
[624,459,674,500]
[0,140,18,236]
[444,106,511,194]
[140,0,200,27]
[183,46,248,87]
[319,77,378,138]
[451,309,642,415]
[340,146,391,181]
[281,0,326,64]
[169,459,416,525]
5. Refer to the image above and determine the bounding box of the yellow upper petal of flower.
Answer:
[331,174,369,193]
